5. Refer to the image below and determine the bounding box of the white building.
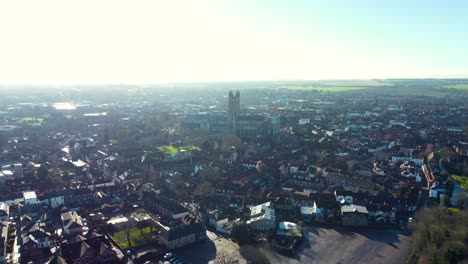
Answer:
[246,202,276,231]
[276,221,302,237]
[0,202,9,221]
[50,196,65,209]
[23,191,38,205]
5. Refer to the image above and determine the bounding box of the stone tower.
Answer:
[227,90,240,134]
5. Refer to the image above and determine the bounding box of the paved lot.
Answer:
[176,231,246,264]
[263,226,410,264]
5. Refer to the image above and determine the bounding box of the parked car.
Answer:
[164,252,175,260]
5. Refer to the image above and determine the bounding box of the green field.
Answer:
[16,117,44,124]
[112,227,154,249]
[453,175,468,190]
[447,207,461,213]
[444,84,468,90]
[158,145,201,155]
[320,80,393,86]
[285,86,367,92]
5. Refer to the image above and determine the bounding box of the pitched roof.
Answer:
[47,255,67,264]
[61,211,83,230]
[341,204,368,214]
[159,222,206,241]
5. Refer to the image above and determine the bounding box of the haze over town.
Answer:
[1,0,468,85]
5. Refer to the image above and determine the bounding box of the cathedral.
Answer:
[181,91,280,137]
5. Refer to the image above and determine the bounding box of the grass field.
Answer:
[112,227,154,249]
[285,86,367,92]
[453,175,468,190]
[320,80,393,86]
[16,117,44,124]
[158,145,201,155]
[444,84,468,90]
[447,207,461,213]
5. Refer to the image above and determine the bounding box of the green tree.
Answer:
[439,147,457,163]
[136,220,148,236]
[440,195,451,208]
[37,163,49,180]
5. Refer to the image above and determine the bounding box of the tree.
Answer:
[315,150,329,168]
[409,207,468,263]
[37,163,49,180]
[216,251,238,264]
[51,176,63,186]
[122,222,133,248]
[222,134,242,151]
[239,245,270,264]
[439,147,458,163]
[195,167,223,195]
[440,195,451,208]
[453,193,468,208]
[231,223,253,245]
[0,133,8,147]
[136,220,148,236]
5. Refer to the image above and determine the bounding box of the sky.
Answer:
[0,0,467,84]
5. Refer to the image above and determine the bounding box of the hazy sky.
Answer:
[1,0,467,84]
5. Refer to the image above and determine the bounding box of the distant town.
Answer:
[0,79,467,264]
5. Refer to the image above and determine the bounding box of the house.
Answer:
[60,231,119,264]
[300,201,324,222]
[1,221,8,264]
[23,191,38,205]
[341,204,369,227]
[0,203,8,221]
[246,202,276,231]
[143,191,189,220]
[49,195,65,209]
[159,222,206,250]
[21,221,54,258]
[207,210,236,235]
[334,190,354,204]
[61,211,83,236]
[391,156,424,166]
[429,182,447,200]
[276,221,302,238]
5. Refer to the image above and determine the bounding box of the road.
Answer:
[262,226,410,264]
[11,219,21,264]
[176,231,246,264]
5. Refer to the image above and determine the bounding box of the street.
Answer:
[176,230,246,264]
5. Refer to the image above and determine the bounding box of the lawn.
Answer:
[112,227,155,249]
[453,175,468,190]
[444,84,468,90]
[285,86,367,92]
[157,145,179,155]
[15,117,44,124]
[447,207,461,213]
[158,145,201,154]
[109,139,120,145]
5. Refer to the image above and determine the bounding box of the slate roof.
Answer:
[61,211,83,231]
[341,204,368,214]
[159,222,206,241]
[60,231,113,262]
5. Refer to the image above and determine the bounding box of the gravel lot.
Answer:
[263,226,410,264]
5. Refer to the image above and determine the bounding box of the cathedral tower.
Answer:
[227,90,240,134]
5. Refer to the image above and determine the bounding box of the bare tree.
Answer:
[216,251,238,264]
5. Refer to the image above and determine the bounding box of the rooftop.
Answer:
[23,191,37,200]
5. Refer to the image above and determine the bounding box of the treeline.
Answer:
[409,207,467,264]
